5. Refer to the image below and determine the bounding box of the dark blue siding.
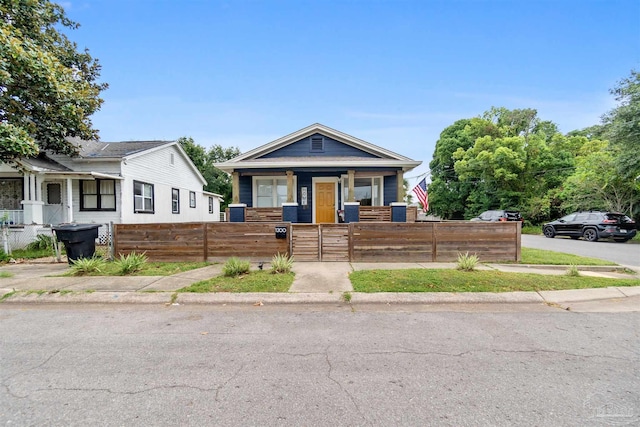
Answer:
[239,175,253,206]
[260,133,378,159]
[384,175,398,204]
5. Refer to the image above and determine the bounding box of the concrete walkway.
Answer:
[0,260,638,306]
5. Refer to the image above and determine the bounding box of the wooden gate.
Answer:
[291,224,350,261]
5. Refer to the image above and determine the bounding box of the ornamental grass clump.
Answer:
[223,257,251,277]
[566,264,581,277]
[115,252,148,275]
[70,256,106,276]
[271,252,294,274]
[456,252,479,272]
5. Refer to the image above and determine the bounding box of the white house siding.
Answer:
[120,145,217,223]
[71,179,122,225]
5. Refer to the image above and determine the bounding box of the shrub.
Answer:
[0,249,9,263]
[115,252,148,275]
[70,257,106,276]
[271,252,294,274]
[26,234,55,251]
[223,257,251,277]
[456,252,479,271]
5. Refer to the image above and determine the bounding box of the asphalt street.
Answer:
[522,234,640,268]
[1,304,639,426]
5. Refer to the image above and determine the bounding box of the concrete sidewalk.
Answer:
[0,260,638,306]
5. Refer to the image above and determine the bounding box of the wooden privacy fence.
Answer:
[113,221,520,262]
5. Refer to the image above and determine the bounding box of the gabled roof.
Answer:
[215,123,421,173]
[14,139,206,186]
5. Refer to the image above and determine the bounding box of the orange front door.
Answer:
[315,182,335,223]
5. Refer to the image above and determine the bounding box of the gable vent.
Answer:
[310,136,324,152]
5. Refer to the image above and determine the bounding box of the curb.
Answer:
[2,287,638,306]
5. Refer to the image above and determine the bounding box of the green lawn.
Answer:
[178,271,294,293]
[350,269,640,293]
[519,248,616,265]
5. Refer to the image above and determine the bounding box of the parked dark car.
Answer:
[470,210,523,222]
[543,211,637,242]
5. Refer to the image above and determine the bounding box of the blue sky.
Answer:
[63,0,639,183]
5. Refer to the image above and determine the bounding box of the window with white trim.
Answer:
[253,176,296,207]
[208,197,214,214]
[342,176,383,207]
[189,191,196,208]
[171,188,180,214]
[134,181,154,213]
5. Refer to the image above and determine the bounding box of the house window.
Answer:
[0,178,23,210]
[172,188,180,214]
[208,196,214,214]
[189,191,196,208]
[134,181,154,213]
[47,183,61,204]
[253,176,295,207]
[310,136,324,152]
[342,176,383,206]
[80,179,116,211]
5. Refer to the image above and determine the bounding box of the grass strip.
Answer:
[177,270,294,293]
[62,261,210,277]
[350,269,640,293]
[519,248,616,266]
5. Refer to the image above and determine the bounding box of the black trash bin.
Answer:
[53,224,102,264]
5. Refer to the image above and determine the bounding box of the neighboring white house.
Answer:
[0,139,223,230]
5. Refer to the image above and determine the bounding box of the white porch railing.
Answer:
[1,210,24,225]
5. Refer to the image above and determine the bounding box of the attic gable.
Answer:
[232,123,414,162]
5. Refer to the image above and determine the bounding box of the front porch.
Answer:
[235,205,419,223]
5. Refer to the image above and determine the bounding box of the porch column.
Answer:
[396,170,404,202]
[286,170,294,203]
[347,170,355,202]
[21,173,44,224]
[228,203,246,222]
[391,202,407,222]
[231,172,240,204]
[66,178,73,223]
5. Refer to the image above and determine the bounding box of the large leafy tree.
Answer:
[428,118,483,219]
[603,70,640,184]
[0,0,107,162]
[428,108,580,221]
[178,137,240,208]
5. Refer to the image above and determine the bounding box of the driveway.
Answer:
[522,234,640,268]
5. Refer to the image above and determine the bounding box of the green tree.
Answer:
[0,0,107,162]
[561,139,637,215]
[428,119,481,219]
[178,137,240,208]
[603,70,640,184]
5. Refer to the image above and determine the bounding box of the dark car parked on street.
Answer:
[543,211,637,242]
[470,210,523,222]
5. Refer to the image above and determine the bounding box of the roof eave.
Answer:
[215,159,422,173]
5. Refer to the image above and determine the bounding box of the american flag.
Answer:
[412,178,429,211]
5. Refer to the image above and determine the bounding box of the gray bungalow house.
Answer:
[214,123,421,223]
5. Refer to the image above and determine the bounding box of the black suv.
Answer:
[543,211,637,242]
[471,210,523,222]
